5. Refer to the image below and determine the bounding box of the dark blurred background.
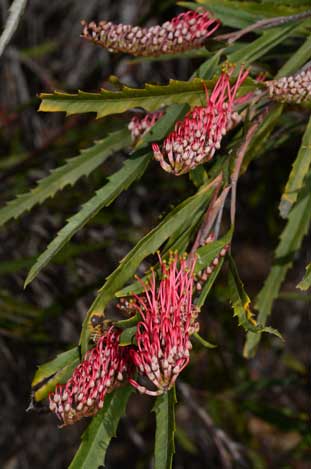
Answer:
[0,1,310,468]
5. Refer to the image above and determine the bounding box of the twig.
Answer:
[189,173,223,259]
[178,382,246,469]
[198,186,231,244]
[230,107,270,226]
[215,10,311,44]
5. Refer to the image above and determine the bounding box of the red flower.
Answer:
[129,254,199,395]
[81,10,220,57]
[49,328,131,426]
[128,110,165,142]
[152,68,249,175]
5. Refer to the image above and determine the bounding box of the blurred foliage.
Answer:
[0,0,310,468]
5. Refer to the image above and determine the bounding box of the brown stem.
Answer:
[215,10,311,44]
[189,173,223,259]
[178,382,246,468]
[230,107,270,225]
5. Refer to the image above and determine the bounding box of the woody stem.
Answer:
[215,10,311,44]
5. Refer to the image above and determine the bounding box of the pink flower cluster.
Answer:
[128,110,165,142]
[129,254,199,396]
[152,68,249,175]
[81,10,220,57]
[49,253,202,425]
[265,69,311,104]
[49,328,131,426]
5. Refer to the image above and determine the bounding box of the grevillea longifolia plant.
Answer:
[1,3,310,468]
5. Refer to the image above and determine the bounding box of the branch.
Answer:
[215,10,311,44]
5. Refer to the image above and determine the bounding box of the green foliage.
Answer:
[69,386,133,469]
[153,387,176,469]
[1,2,310,467]
[32,347,80,401]
[279,116,311,218]
[24,150,151,287]
[297,263,311,291]
[245,174,311,357]
[39,78,255,119]
[0,129,131,227]
[228,255,283,340]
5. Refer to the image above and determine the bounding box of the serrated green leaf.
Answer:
[153,387,176,469]
[24,150,151,287]
[69,385,133,469]
[279,116,311,218]
[228,255,283,341]
[32,347,80,401]
[81,184,215,353]
[116,228,232,298]
[244,174,311,357]
[297,263,311,291]
[39,78,254,119]
[88,185,214,313]
[0,129,131,228]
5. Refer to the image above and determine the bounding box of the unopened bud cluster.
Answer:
[152,68,248,176]
[49,328,130,426]
[266,69,311,104]
[128,111,164,142]
[81,10,220,57]
[195,243,230,292]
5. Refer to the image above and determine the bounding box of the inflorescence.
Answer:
[49,328,131,426]
[81,10,220,57]
[265,68,311,104]
[152,68,249,175]
[129,254,199,396]
[128,110,165,142]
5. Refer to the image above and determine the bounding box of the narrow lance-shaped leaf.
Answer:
[181,0,308,29]
[153,387,176,469]
[87,185,214,313]
[81,184,215,353]
[116,227,232,298]
[244,174,311,358]
[32,347,80,402]
[69,386,133,469]
[24,150,151,287]
[0,128,131,228]
[276,34,311,77]
[279,116,311,218]
[229,23,301,65]
[39,78,256,119]
[297,263,311,291]
[228,255,282,340]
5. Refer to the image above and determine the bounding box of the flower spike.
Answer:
[81,10,220,57]
[128,253,199,396]
[265,69,311,104]
[128,110,165,142]
[152,67,249,176]
[49,327,131,426]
